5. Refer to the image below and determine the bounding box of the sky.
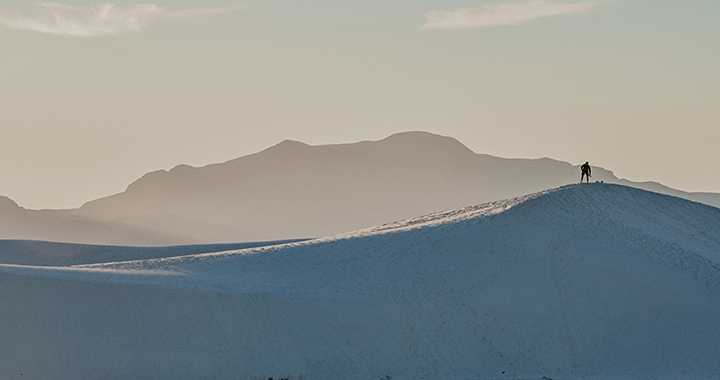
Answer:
[0,0,718,209]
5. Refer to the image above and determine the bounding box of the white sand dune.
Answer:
[1,184,720,379]
[0,239,306,267]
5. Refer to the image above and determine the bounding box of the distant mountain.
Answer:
[0,195,184,245]
[1,131,719,245]
[2,184,720,378]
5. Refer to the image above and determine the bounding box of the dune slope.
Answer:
[1,184,720,379]
[0,239,306,266]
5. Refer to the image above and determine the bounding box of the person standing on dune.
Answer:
[581,162,591,183]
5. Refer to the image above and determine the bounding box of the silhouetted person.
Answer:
[581,162,591,183]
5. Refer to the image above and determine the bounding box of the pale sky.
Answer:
[1,0,718,209]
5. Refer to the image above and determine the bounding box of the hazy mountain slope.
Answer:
[2,131,719,245]
[0,239,305,267]
[1,184,719,379]
[676,189,720,207]
[0,196,188,245]
[73,131,720,244]
[80,132,569,241]
[615,178,720,208]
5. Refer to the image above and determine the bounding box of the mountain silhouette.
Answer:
[1,131,719,245]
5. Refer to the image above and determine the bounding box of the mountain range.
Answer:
[2,131,719,245]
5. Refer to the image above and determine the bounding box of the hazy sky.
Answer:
[1,0,718,209]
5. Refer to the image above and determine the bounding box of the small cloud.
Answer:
[0,2,246,37]
[420,0,599,30]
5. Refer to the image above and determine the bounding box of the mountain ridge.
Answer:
[1,131,719,245]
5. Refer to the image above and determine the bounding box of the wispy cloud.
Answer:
[420,0,599,30]
[0,2,246,37]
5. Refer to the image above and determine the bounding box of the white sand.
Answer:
[1,183,720,379]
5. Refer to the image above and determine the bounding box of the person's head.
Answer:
[585,162,589,165]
